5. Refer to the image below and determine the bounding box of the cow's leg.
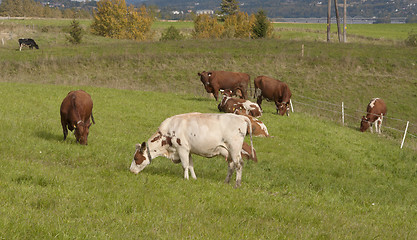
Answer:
[19,44,22,51]
[225,161,235,184]
[179,149,191,180]
[275,101,280,114]
[256,97,263,111]
[61,119,68,140]
[188,154,197,179]
[233,155,244,188]
[370,123,374,133]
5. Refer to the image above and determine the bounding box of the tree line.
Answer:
[0,0,90,18]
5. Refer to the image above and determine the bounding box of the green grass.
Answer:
[0,82,416,239]
[0,19,417,238]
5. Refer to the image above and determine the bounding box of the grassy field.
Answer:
[0,19,417,238]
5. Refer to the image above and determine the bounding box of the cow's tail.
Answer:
[91,112,95,124]
[243,116,254,160]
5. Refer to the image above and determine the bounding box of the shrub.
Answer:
[192,14,224,39]
[405,31,417,47]
[223,12,255,39]
[66,19,83,44]
[160,26,184,41]
[90,0,153,41]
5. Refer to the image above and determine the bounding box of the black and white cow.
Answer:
[130,112,254,188]
[18,38,39,51]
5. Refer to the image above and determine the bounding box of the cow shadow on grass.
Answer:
[181,96,214,102]
[34,130,63,142]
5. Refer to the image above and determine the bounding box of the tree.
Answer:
[193,14,224,39]
[223,11,255,39]
[66,19,83,44]
[90,0,153,41]
[251,10,273,39]
[219,0,240,21]
[160,26,184,41]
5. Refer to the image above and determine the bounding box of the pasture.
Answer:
[0,19,417,239]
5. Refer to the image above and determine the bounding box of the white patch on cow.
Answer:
[369,98,379,108]
[241,101,261,116]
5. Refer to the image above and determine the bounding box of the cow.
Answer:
[242,114,269,137]
[18,38,39,51]
[130,112,254,188]
[360,98,387,134]
[254,76,292,116]
[218,90,262,118]
[60,90,95,145]
[198,71,250,101]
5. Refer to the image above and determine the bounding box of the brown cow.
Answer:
[360,98,387,134]
[254,76,292,116]
[218,90,262,117]
[60,90,95,145]
[198,71,250,101]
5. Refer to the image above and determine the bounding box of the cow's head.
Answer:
[198,71,213,91]
[360,116,371,132]
[130,142,151,174]
[277,102,290,116]
[74,121,92,145]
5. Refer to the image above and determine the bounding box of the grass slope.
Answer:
[0,83,416,239]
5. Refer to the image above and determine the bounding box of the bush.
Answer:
[405,31,417,47]
[223,12,254,39]
[90,0,153,41]
[192,14,224,39]
[66,19,83,44]
[160,26,184,41]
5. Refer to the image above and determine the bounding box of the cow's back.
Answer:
[367,98,387,119]
[60,90,93,122]
[211,71,249,89]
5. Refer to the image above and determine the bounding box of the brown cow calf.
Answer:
[360,98,387,134]
[60,90,95,145]
[198,71,250,101]
[254,76,292,116]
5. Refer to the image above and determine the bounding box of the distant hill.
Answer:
[127,0,417,18]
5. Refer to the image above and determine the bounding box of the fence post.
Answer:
[400,121,409,149]
[341,102,344,126]
[301,44,304,57]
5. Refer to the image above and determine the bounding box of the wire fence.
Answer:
[290,94,417,150]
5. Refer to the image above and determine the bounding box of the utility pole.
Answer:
[327,0,331,42]
[343,0,347,43]
[334,0,341,42]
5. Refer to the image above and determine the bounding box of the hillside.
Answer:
[132,0,417,18]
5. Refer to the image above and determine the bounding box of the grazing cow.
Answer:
[360,98,387,134]
[198,71,250,101]
[18,38,39,51]
[130,112,253,188]
[254,76,292,116]
[242,114,269,137]
[60,90,95,145]
[218,90,262,118]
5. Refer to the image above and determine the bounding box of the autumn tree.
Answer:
[90,0,153,41]
[192,14,224,39]
[223,11,255,38]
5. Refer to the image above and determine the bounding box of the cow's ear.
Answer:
[198,72,201,76]
[87,122,92,128]
[140,142,147,152]
[73,124,77,129]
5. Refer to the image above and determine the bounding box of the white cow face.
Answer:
[130,142,151,174]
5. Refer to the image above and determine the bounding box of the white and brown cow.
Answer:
[360,98,387,134]
[130,112,254,188]
[218,90,262,118]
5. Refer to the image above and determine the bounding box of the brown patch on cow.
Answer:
[176,138,182,146]
[151,132,162,142]
[134,150,146,165]
[162,136,173,147]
